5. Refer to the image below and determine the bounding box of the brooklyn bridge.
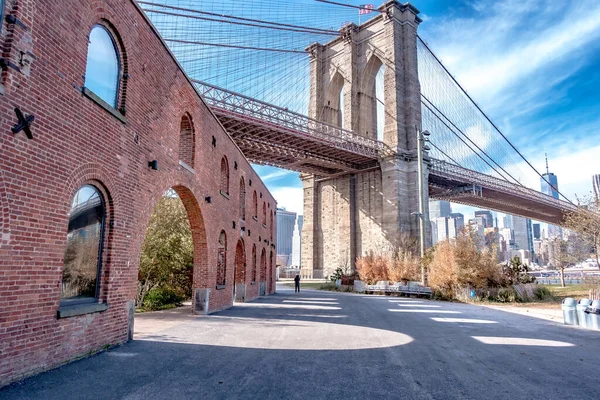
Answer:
[140,0,575,278]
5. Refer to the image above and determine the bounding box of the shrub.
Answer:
[502,256,535,285]
[356,251,390,284]
[142,287,184,310]
[319,282,338,291]
[534,285,554,301]
[497,287,517,303]
[428,229,503,300]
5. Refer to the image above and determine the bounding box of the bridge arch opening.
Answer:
[361,55,385,141]
[135,186,207,323]
[324,71,345,128]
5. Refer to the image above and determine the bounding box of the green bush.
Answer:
[142,287,184,310]
[497,287,517,303]
[534,285,554,301]
[319,282,338,291]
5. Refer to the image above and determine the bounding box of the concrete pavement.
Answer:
[2,284,599,399]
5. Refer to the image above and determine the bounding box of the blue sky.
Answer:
[254,0,600,219]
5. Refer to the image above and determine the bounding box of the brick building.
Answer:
[0,0,276,386]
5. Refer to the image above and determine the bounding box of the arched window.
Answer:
[252,244,257,283]
[62,185,105,302]
[239,177,246,220]
[270,211,273,241]
[85,25,120,108]
[262,202,267,226]
[252,191,258,219]
[179,114,195,168]
[260,248,266,282]
[220,157,229,196]
[217,231,227,287]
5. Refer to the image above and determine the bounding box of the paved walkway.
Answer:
[2,285,599,399]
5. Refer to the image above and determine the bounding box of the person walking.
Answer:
[294,274,301,293]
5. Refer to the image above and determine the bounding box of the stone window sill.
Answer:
[179,160,195,174]
[57,302,109,319]
[82,87,127,124]
[220,190,230,200]
[216,285,226,290]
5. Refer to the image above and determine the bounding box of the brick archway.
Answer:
[233,238,247,302]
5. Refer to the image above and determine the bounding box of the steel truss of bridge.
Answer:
[196,81,575,225]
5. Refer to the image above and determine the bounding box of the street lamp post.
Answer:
[416,127,430,286]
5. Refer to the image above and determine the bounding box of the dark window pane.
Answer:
[85,26,119,107]
[62,185,104,300]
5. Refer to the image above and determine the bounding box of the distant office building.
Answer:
[593,174,600,202]
[474,210,494,228]
[430,200,451,219]
[436,217,449,242]
[532,223,541,240]
[503,215,513,230]
[448,213,464,238]
[512,216,533,253]
[541,153,562,239]
[276,208,297,267]
[291,218,302,267]
[431,221,438,245]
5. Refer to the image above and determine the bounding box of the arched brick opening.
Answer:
[239,177,246,221]
[136,185,208,314]
[179,113,195,169]
[251,244,257,283]
[252,190,258,219]
[220,157,229,195]
[234,239,246,285]
[268,250,274,293]
[172,185,208,293]
[260,248,267,282]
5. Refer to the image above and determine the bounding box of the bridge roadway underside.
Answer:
[428,174,566,225]
[213,110,379,176]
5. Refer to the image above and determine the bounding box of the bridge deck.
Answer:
[195,81,576,225]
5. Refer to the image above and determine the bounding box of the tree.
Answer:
[564,195,600,269]
[501,256,535,285]
[549,238,587,288]
[137,194,193,306]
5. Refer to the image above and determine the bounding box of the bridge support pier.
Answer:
[301,1,431,279]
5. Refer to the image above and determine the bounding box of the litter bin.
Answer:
[585,300,600,330]
[577,299,592,328]
[561,298,578,326]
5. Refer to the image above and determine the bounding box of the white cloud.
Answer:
[260,169,295,182]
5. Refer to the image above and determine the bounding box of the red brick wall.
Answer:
[0,0,277,386]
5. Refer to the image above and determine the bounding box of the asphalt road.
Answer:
[2,284,599,400]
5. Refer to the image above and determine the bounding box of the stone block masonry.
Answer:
[0,0,277,386]
[302,1,430,278]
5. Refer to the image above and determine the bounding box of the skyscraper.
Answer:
[540,153,561,239]
[429,200,451,219]
[593,174,600,202]
[532,223,541,240]
[474,210,494,228]
[276,208,297,266]
[512,216,533,253]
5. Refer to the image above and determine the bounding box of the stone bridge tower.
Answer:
[301,1,429,278]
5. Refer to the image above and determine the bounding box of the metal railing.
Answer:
[193,79,393,158]
[429,159,577,212]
